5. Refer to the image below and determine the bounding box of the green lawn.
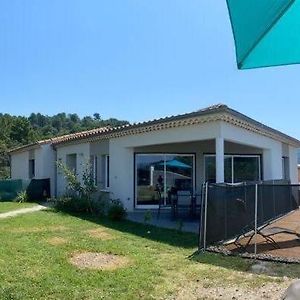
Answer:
[0,210,298,299]
[0,201,37,214]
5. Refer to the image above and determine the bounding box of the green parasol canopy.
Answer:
[227,0,300,69]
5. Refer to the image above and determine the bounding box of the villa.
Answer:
[8,104,300,211]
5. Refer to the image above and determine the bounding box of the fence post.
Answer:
[254,184,258,258]
[203,182,208,251]
[198,184,204,250]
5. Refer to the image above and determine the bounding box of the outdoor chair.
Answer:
[191,193,202,217]
[157,189,176,219]
[173,190,192,218]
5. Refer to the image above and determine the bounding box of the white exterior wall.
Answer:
[109,139,134,211]
[10,144,56,196]
[10,151,30,180]
[56,143,90,196]
[41,144,57,196]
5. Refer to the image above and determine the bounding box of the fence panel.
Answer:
[201,182,300,250]
[0,179,23,201]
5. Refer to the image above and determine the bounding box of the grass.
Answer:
[0,201,37,214]
[0,209,299,299]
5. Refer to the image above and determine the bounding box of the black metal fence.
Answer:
[0,178,51,202]
[199,181,300,250]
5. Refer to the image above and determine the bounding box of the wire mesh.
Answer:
[200,181,300,255]
[0,179,23,201]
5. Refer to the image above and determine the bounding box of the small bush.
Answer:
[91,196,110,216]
[53,196,90,213]
[143,210,152,224]
[53,194,113,215]
[57,161,97,213]
[15,191,28,203]
[107,199,126,221]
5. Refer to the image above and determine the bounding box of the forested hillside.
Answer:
[0,113,129,179]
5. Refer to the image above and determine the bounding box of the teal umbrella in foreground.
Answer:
[227,0,300,69]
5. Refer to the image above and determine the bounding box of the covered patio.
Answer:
[133,138,264,211]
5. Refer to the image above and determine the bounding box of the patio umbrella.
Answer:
[227,0,300,69]
[158,159,192,169]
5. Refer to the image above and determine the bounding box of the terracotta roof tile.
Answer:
[8,104,300,153]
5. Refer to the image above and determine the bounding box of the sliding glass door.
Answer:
[135,154,195,208]
[204,154,261,183]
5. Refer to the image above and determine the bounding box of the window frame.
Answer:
[105,155,110,189]
[90,155,98,186]
[204,154,262,183]
[134,153,196,209]
[29,159,35,179]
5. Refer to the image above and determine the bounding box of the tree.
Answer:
[93,113,101,120]
[0,112,130,179]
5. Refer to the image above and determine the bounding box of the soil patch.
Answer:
[86,228,114,240]
[166,278,292,300]
[47,237,68,245]
[69,252,130,270]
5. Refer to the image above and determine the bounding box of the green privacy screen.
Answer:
[227,0,300,69]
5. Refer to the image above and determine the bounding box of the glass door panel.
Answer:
[136,155,164,205]
[135,154,195,207]
[165,155,193,204]
[224,156,233,183]
[234,156,260,183]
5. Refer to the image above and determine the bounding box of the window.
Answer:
[204,154,261,183]
[101,155,110,189]
[282,156,290,181]
[105,155,109,188]
[29,159,35,179]
[90,155,98,185]
[135,154,195,207]
[66,154,77,174]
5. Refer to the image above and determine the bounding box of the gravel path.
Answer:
[166,279,293,300]
[0,203,50,219]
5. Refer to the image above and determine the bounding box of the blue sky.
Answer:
[1,0,300,138]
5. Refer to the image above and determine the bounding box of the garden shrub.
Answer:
[107,199,126,221]
[55,162,126,220]
[15,190,28,203]
[57,161,97,213]
[54,196,91,213]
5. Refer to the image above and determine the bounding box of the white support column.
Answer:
[263,145,283,181]
[288,146,298,184]
[216,137,224,183]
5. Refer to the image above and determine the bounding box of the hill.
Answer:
[0,112,129,178]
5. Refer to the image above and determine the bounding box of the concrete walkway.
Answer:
[0,203,50,219]
[127,210,199,233]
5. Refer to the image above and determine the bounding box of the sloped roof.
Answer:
[9,104,300,153]
[8,127,110,154]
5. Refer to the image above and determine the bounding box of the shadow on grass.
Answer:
[48,209,198,249]
[189,250,300,278]
[189,250,252,272]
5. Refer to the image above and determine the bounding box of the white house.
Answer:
[9,104,300,211]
